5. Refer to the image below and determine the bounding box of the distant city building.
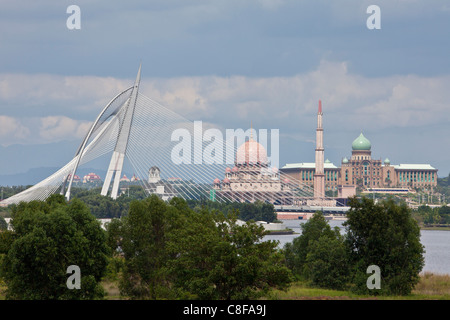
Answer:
[63,174,81,183]
[83,172,101,183]
[146,166,177,201]
[148,166,161,184]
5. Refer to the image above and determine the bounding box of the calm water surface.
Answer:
[264,219,450,275]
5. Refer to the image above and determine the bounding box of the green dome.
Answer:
[342,157,349,164]
[352,133,371,151]
[384,158,390,164]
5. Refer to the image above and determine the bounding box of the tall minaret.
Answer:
[314,100,325,199]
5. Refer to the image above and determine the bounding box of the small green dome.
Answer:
[325,159,331,163]
[352,133,371,151]
[342,157,349,164]
[384,158,390,165]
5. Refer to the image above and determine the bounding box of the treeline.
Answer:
[0,195,425,299]
[0,186,32,216]
[436,173,450,199]
[1,186,277,223]
[185,199,277,222]
[71,187,277,222]
[413,204,450,226]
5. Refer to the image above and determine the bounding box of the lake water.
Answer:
[264,219,450,275]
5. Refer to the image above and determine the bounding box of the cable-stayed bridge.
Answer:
[2,66,344,209]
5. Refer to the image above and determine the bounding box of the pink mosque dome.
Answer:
[214,178,220,184]
[232,166,239,172]
[223,178,230,184]
[225,167,232,173]
[283,178,290,184]
[235,138,268,165]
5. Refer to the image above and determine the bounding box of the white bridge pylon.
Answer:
[100,65,141,200]
[2,65,343,206]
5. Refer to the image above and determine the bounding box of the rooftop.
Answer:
[281,162,339,170]
[392,164,437,171]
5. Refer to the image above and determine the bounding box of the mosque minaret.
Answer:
[314,100,325,199]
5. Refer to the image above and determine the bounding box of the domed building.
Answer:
[339,132,437,191]
[281,129,438,196]
[213,137,293,204]
[352,132,371,151]
[340,133,437,189]
[235,138,269,165]
[278,102,439,204]
[340,132,383,189]
[83,172,101,183]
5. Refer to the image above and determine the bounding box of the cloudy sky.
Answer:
[0,0,449,178]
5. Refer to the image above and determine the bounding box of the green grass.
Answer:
[269,273,450,300]
[102,280,122,300]
[1,273,449,300]
[421,227,450,231]
[0,281,6,300]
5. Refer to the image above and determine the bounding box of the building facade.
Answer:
[281,132,438,193]
[213,137,294,204]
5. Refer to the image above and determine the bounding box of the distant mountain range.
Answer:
[0,141,116,186]
[0,167,110,187]
[0,141,79,175]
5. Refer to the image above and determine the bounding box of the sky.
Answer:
[0,0,449,180]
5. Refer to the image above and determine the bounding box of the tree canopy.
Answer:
[0,194,110,299]
[107,195,292,300]
[284,197,425,295]
[283,212,350,290]
[344,197,425,295]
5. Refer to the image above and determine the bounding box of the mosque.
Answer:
[213,100,438,205]
[212,135,294,204]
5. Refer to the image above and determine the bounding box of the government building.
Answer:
[281,130,438,196]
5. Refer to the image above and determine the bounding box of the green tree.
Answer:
[0,194,109,300]
[111,196,292,300]
[283,212,342,279]
[112,194,183,299]
[303,233,350,290]
[0,216,7,231]
[344,197,424,295]
[168,211,292,300]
